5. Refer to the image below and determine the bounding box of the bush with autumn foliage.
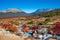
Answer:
[21,24,29,32]
[0,23,18,32]
[51,22,60,35]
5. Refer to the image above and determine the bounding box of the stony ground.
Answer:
[0,28,24,40]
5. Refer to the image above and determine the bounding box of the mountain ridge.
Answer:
[32,8,60,17]
[0,8,29,18]
[0,8,23,13]
[0,8,60,18]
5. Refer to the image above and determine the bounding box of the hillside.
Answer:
[0,8,29,18]
[0,8,60,18]
[32,8,60,17]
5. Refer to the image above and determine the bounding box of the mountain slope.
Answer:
[32,9,53,14]
[32,8,60,17]
[0,8,60,18]
[0,8,29,18]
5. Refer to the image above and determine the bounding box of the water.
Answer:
[56,35,60,39]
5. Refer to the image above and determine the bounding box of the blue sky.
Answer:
[0,0,60,13]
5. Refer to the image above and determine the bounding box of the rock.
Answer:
[0,28,24,40]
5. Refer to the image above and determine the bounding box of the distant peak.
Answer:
[7,8,23,12]
[36,8,54,12]
[0,8,23,13]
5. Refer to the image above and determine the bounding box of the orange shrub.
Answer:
[1,23,18,32]
[24,38,32,40]
[8,25,18,32]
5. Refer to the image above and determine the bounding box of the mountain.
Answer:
[0,8,60,18]
[32,8,54,14]
[32,8,60,17]
[0,8,22,13]
[0,8,29,18]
